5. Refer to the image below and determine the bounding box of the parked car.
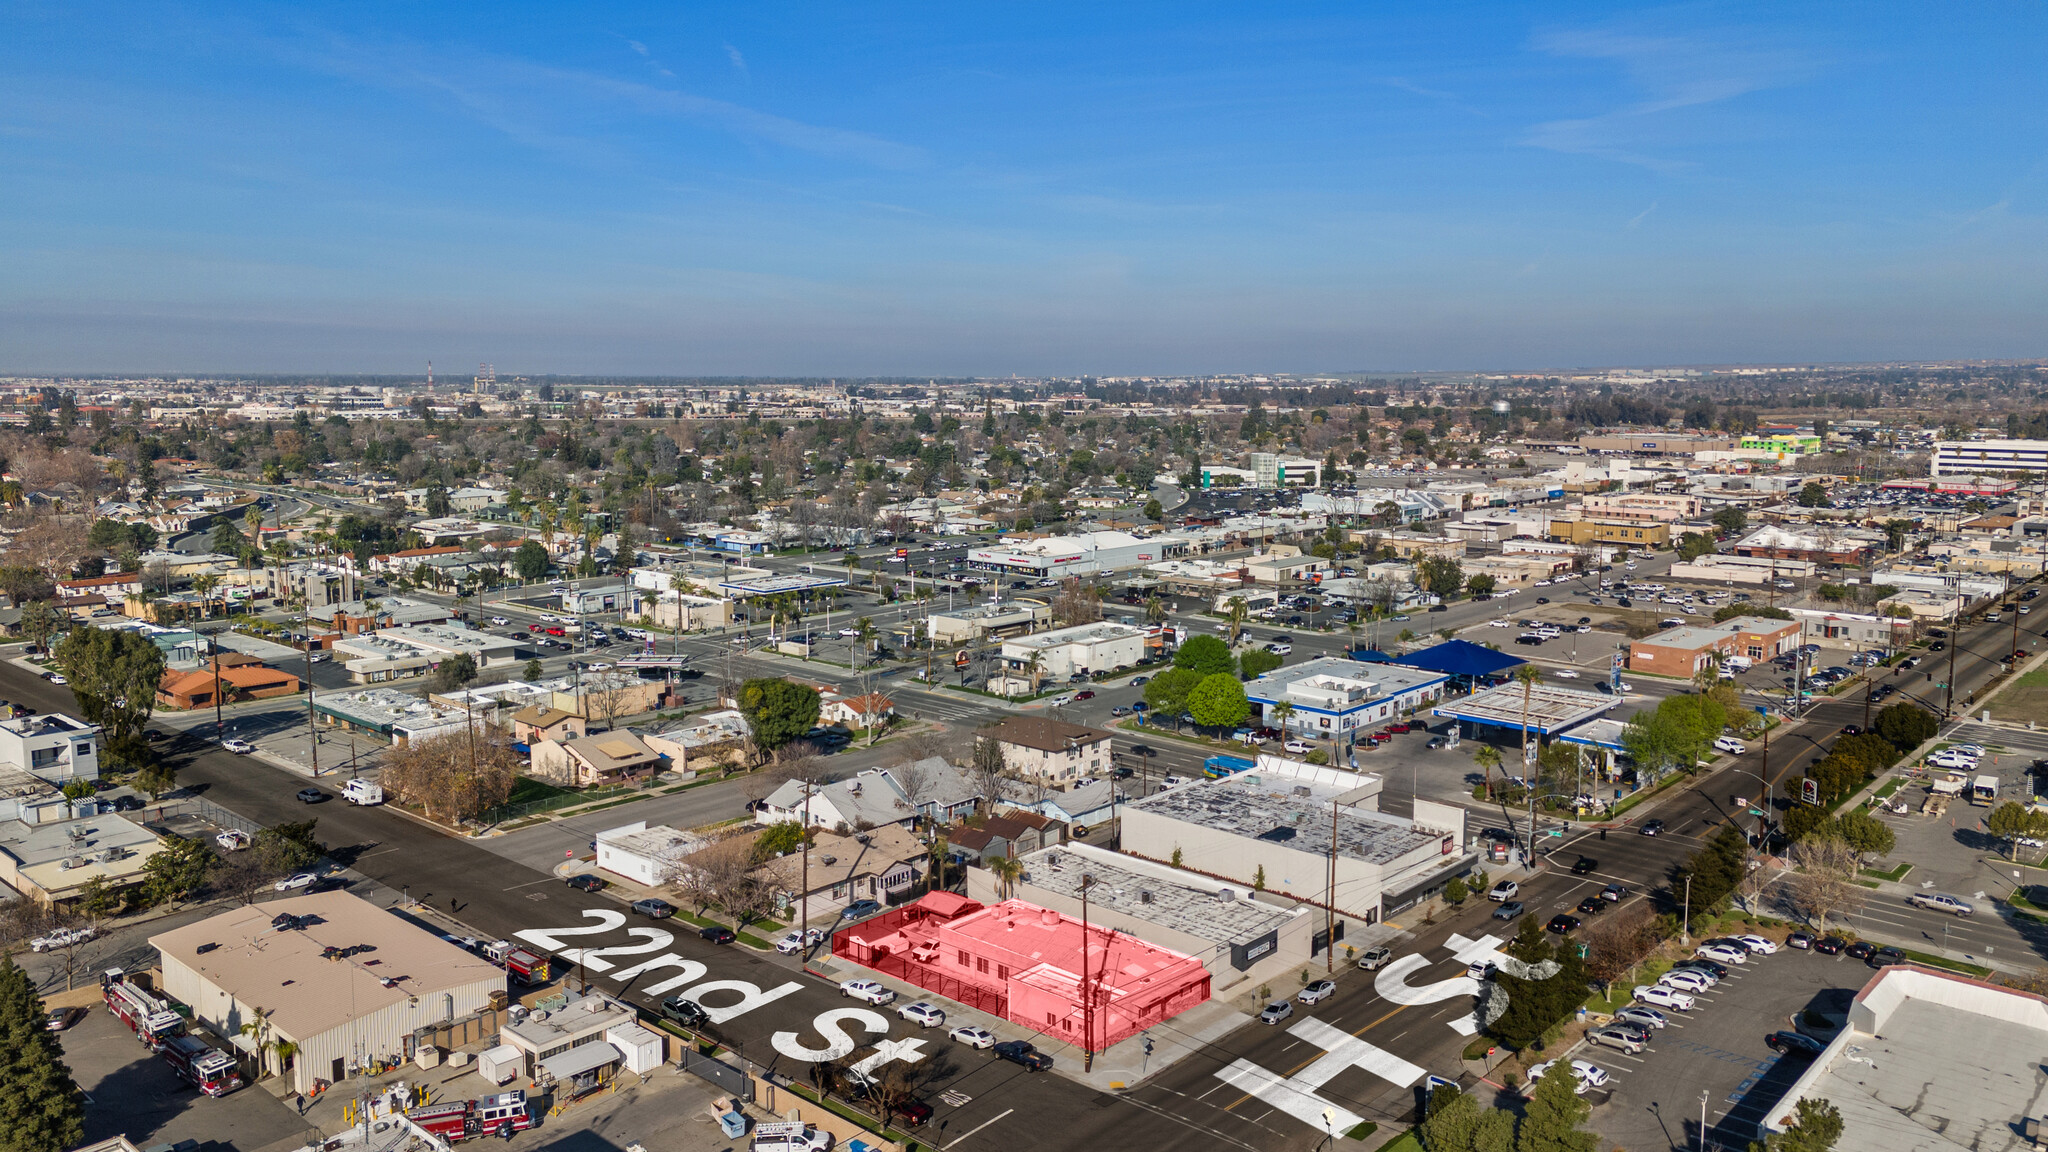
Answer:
[1601,883,1629,902]
[775,929,826,954]
[1673,958,1729,980]
[1844,940,1876,960]
[43,1006,84,1032]
[565,874,607,893]
[1733,934,1779,955]
[1589,1025,1645,1054]
[29,926,96,952]
[631,898,676,919]
[844,899,884,919]
[839,979,895,1005]
[1765,1031,1826,1057]
[993,1040,1053,1070]
[898,1001,946,1028]
[1659,969,1714,994]
[1258,1001,1295,1025]
[949,1025,996,1049]
[273,872,319,892]
[1712,736,1747,755]
[1696,944,1748,966]
[1869,946,1907,968]
[1283,739,1313,754]
[1813,936,1846,954]
[658,997,710,1028]
[1786,932,1815,950]
[222,738,254,754]
[1614,1005,1667,1030]
[1298,980,1337,1005]
[1488,880,1519,902]
[1634,984,1696,1010]
[1355,946,1394,971]
[699,925,737,945]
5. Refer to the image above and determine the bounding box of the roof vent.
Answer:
[1217,888,1235,902]
[821,855,837,866]
[1139,890,1153,904]
[1294,786,1312,798]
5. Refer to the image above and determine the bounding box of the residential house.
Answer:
[975,715,1115,784]
[512,705,586,745]
[890,756,984,825]
[751,825,928,923]
[820,691,895,731]
[753,769,921,832]
[530,731,665,786]
[156,657,302,710]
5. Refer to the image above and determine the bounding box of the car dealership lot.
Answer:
[1582,943,1865,1152]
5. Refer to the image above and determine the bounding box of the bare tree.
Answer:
[890,755,938,813]
[969,737,1007,814]
[1736,856,1774,914]
[1579,903,1661,991]
[380,729,522,823]
[1051,577,1103,627]
[1788,837,1864,930]
[580,674,637,732]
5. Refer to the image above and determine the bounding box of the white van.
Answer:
[1721,656,1752,673]
[751,1123,831,1152]
[342,779,384,806]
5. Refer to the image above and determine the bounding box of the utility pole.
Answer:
[1080,873,1097,1072]
[1944,616,1961,720]
[1681,874,1692,945]
[302,599,320,778]
[1325,798,1338,974]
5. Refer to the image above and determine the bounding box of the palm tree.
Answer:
[1473,743,1503,801]
[1225,596,1250,646]
[669,572,692,653]
[1273,700,1296,741]
[191,573,219,620]
[1022,651,1045,697]
[987,855,1022,900]
[1513,663,1544,788]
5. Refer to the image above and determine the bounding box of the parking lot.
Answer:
[59,992,317,1152]
[1571,940,1870,1151]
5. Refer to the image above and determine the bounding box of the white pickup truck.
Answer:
[341,779,384,806]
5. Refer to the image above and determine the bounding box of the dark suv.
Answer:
[565,874,607,893]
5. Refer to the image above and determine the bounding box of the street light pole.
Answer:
[1080,873,1097,1072]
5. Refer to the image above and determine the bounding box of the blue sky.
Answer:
[2,2,2045,375]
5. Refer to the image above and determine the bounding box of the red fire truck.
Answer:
[101,968,186,1050]
[482,941,551,985]
[408,1091,535,1142]
[160,1033,244,1096]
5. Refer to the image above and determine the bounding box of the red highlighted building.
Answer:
[833,893,1211,1052]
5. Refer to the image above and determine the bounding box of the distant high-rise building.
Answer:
[473,363,495,396]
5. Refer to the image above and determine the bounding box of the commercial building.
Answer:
[1667,554,1816,584]
[833,892,1212,1053]
[0,713,100,786]
[1244,657,1452,748]
[1120,757,1469,924]
[994,622,1152,690]
[976,715,1115,785]
[151,891,505,1092]
[1761,964,2048,1152]
[1576,433,1736,456]
[156,657,302,710]
[924,600,1051,645]
[263,561,358,612]
[313,688,474,744]
[1730,523,1885,566]
[1247,452,1322,488]
[332,624,519,684]
[561,581,634,615]
[1786,607,1916,652]
[968,842,1313,997]
[0,808,168,904]
[1546,518,1672,549]
[593,820,704,887]
[968,531,1188,579]
[647,590,732,632]
[498,990,662,1092]
[1577,492,1703,523]
[1627,616,1805,675]
[1931,438,2048,478]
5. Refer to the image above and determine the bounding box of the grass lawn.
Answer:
[1898,948,1992,978]
[1584,958,1673,1014]
[1377,1132,1423,1152]
[504,777,572,806]
[1861,861,1912,882]
[1873,777,1905,801]
[1987,665,2048,725]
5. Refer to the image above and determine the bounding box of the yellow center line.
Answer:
[1222,1002,1411,1112]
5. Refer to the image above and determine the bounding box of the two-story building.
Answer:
[1243,657,1452,747]
[976,716,1114,785]
[0,713,99,785]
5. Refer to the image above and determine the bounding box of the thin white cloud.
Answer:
[292,33,923,170]
[1626,201,1658,229]
[1520,23,1812,170]
[627,40,649,57]
[724,43,748,77]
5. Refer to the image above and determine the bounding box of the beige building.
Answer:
[1369,533,1467,562]
[648,592,733,632]
[976,715,1114,784]
[151,891,504,1092]
[1577,492,1703,522]
[551,672,665,723]
[530,730,666,786]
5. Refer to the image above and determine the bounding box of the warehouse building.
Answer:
[151,891,505,1092]
[1627,616,1804,676]
[968,531,1189,578]
[1120,757,1469,925]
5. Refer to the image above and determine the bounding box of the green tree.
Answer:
[513,540,550,581]
[1986,802,2040,853]
[737,677,822,752]
[141,835,214,905]
[210,516,245,554]
[1143,498,1164,521]
[1872,703,1939,752]
[1796,481,1831,508]
[1238,649,1284,680]
[0,955,84,1152]
[16,601,62,655]
[430,653,479,694]
[254,819,323,873]
[53,625,163,770]
[1489,917,1589,1051]
[1676,531,1717,561]
[753,821,807,860]
[1880,518,1914,552]
[1710,506,1749,535]
[1444,875,1468,905]
[1674,824,1751,913]
[1466,574,1497,598]
[1187,673,1251,730]
[1517,1056,1596,1152]
[1143,667,1204,717]
[523,658,544,682]
[1174,634,1237,678]
[1418,1086,1481,1151]
[1749,1096,1842,1152]
[1715,602,1792,622]
[1416,556,1465,599]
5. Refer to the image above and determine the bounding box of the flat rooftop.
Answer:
[0,713,91,739]
[151,891,503,1041]
[1246,656,1446,710]
[1017,844,1298,947]
[1004,622,1148,650]
[1129,773,1436,865]
[1432,682,1616,735]
[1776,966,2048,1152]
[718,572,846,595]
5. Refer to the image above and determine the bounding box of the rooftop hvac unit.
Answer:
[60,856,84,870]
[1294,786,1312,798]
[821,855,837,866]
[1217,888,1235,902]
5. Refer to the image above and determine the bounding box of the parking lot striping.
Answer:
[943,1108,1014,1149]
[505,877,559,890]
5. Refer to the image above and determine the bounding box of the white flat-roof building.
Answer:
[925,601,1052,645]
[996,621,1152,689]
[593,820,705,887]
[0,713,100,785]
[313,688,473,744]
[333,624,519,683]
[1244,657,1451,746]
[969,531,1188,578]
[151,891,505,1092]
[1120,756,1469,924]
[1932,438,2048,477]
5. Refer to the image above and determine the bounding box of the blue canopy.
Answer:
[1391,639,1526,678]
[1346,648,1396,663]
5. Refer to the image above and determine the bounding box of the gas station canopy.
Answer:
[1431,682,1617,737]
